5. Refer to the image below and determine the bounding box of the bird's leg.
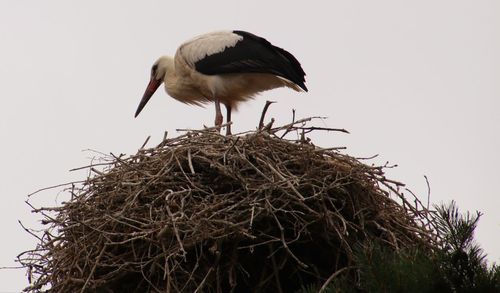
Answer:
[225,104,232,136]
[214,99,223,132]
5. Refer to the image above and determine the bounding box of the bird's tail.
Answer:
[278,76,307,92]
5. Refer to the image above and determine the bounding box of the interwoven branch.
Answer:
[18,117,438,292]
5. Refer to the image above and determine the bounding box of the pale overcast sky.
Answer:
[1,1,499,291]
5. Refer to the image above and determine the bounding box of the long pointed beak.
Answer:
[134,78,162,117]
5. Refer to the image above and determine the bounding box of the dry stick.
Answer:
[179,255,201,292]
[80,245,106,293]
[299,126,350,134]
[279,110,296,139]
[165,204,187,257]
[268,243,284,293]
[108,152,150,177]
[269,202,308,269]
[384,181,438,244]
[249,203,256,230]
[424,175,431,211]
[355,154,379,160]
[262,118,275,132]
[373,221,399,249]
[81,148,110,158]
[381,177,405,187]
[256,157,305,201]
[259,100,276,130]
[164,256,171,293]
[318,266,354,293]
[193,267,214,293]
[187,148,195,174]
[227,248,238,292]
[156,131,169,148]
[404,188,439,240]
[223,136,240,164]
[234,147,270,180]
[69,162,113,172]
[90,167,104,176]
[176,122,232,133]
[27,181,85,197]
[273,116,326,136]
[0,265,24,269]
[25,200,59,224]
[140,135,151,149]
[18,220,42,242]
[313,146,346,152]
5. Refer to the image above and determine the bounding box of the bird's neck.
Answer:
[164,69,178,91]
[166,71,209,105]
[164,68,192,100]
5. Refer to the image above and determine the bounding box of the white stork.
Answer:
[134,30,308,135]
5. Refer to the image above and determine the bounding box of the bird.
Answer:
[134,30,308,135]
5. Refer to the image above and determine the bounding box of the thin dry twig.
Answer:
[259,100,276,130]
[318,266,354,293]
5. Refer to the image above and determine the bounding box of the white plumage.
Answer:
[135,30,308,135]
[179,31,243,65]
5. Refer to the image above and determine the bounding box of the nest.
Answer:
[19,117,437,292]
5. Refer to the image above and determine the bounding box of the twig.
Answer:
[259,100,276,130]
[165,204,187,257]
[140,135,151,149]
[27,181,85,197]
[424,175,431,211]
[193,267,213,293]
[187,148,195,174]
[257,157,304,200]
[176,122,232,133]
[80,245,106,293]
[262,118,275,132]
[269,205,308,269]
[18,220,42,241]
[299,126,349,134]
[69,162,112,172]
[268,243,283,293]
[318,266,354,293]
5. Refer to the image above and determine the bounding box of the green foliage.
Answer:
[295,201,500,293]
[434,201,500,292]
[354,244,450,293]
[296,276,358,293]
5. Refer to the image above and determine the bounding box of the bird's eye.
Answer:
[151,64,158,75]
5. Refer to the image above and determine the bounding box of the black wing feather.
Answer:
[194,30,307,91]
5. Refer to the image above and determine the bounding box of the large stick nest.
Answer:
[19,117,437,292]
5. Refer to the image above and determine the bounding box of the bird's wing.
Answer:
[180,31,307,91]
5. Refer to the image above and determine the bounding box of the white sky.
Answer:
[1,1,499,291]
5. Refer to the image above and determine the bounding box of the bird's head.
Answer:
[134,56,173,117]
